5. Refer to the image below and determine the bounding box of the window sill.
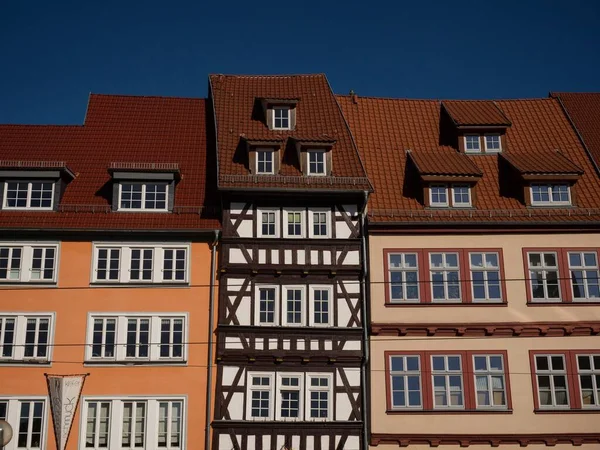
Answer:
[385,302,507,307]
[386,408,512,415]
[534,408,600,414]
[89,281,189,287]
[527,301,600,306]
[84,360,187,366]
[0,360,51,366]
[0,281,57,287]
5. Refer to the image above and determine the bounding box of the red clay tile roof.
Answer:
[551,92,600,171]
[209,74,371,192]
[0,95,219,231]
[501,150,583,175]
[442,100,511,127]
[408,150,482,177]
[337,95,600,225]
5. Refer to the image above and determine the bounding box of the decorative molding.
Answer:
[370,432,600,447]
[371,321,600,337]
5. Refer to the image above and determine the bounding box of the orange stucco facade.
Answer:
[1,240,216,450]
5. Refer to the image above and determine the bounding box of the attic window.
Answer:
[530,183,571,206]
[3,181,54,210]
[256,149,274,174]
[308,150,326,175]
[429,184,472,208]
[273,107,290,130]
[118,182,168,211]
[484,134,502,152]
[465,135,481,153]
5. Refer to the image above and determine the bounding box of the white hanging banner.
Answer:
[45,374,88,450]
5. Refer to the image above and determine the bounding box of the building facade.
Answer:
[338,94,600,448]
[0,95,220,450]
[209,74,372,450]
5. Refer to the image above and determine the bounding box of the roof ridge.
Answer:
[89,93,205,101]
[336,95,553,102]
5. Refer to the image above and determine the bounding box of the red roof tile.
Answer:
[442,100,511,127]
[0,95,219,231]
[337,95,600,224]
[210,74,371,191]
[551,92,600,171]
[501,150,583,175]
[409,150,482,177]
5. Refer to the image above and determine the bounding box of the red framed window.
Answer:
[523,248,600,303]
[383,249,506,305]
[530,350,600,411]
[385,350,511,412]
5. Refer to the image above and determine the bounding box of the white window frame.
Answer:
[79,396,186,450]
[272,106,291,130]
[0,397,48,450]
[534,354,570,409]
[276,373,304,421]
[389,355,423,409]
[2,180,55,210]
[255,148,275,175]
[431,355,464,409]
[530,183,571,206]
[472,354,507,409]
[85,313,188,364]
[246,372,274,420]
[307,150,327,176]
[388,253,420,303]
[308,208,331,238]
[484,134,502,153]
[451,184,471,207]
[527,251,561,302]
[429,184,449,207]
[0,243,59,283]
[306,373,333,421]
[91,243,190,284]
[257,208,280,238]
[469,252,502,302]
[282,285,305,327]
[309,285,333,327]
[576,354,600,409]
[117,182,169,212]
[0,313,54,364]
[429,252,461,302]
[254,285,279,326]
[464,135,481,153]
[283,208,305,238]
[568,251,600,301]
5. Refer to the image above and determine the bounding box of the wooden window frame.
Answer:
[0,313,55,364]
[484,134,502,153]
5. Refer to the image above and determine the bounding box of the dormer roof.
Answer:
[442,100,511,128]
[408,150,482,179]
[501,150,583,178]
[0,160,76,180]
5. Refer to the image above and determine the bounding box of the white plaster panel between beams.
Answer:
[322,435,330,449]
[225,337,243,349]
[323,252,331,265]
[218,435,232,450]
[336,393,352,421]
[227,278,246,289]
[306,436,314,450]
[228,395,244,420]
[255,339,263,350]
[229,248,246,264]
[292,435,300,449]
[297,249,305,265]
[337,299,351,328]
[269,338,277,349]
[297,340,305,350]
[246,436,255,450]
[276,435,285,449]
[335,222,351,239]
[344,340,362,351]
[283,339,290,350]
[311,250,319,264]
[343,250,360,265]
[222,366,243,386]
[284,249,292,264]
[237,220,253,238]
[236,300,251,326]
[258,249,266,264]
[262,435,270,450]
[271,249,279,264]
[340,367,361,386]
[345,436,360,450]
[325,340,332,350]
[310,340,318,350]
[343,279,360,294]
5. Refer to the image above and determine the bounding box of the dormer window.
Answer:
[119,182,168,211]
[3,181,54,210]
[256,149,274,174]
[308,150,326,175]
[531,183,571,206]
[430,184,449,207]
[465,135,481,153]
[484,134,502,152]
[273,107,290,130]
[430,184,472,208]
[452,184,472,207]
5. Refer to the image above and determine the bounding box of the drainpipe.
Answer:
[360,191,370,450]
[205,230,220,450]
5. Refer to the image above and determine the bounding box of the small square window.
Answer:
[256,150,274,174]
[451,185,471,207]
[273,107,290,130]
[531,184,571,206]
[430,185,449,207]
[484,135,501,152]
[308,150,326,175]
[465,135,481,153]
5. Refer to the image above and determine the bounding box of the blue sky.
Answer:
[1,0,599,124]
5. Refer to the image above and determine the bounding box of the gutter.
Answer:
[205,230,220,450]
[359,190,370,450]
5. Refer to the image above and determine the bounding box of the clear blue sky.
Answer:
[1,0,599,124]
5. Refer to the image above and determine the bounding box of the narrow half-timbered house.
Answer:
[209,74,372,450]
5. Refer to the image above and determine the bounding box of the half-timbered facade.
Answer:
[209,74,372,450]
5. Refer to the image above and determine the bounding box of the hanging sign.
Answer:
[45,374,88,450]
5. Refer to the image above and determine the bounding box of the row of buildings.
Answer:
[1,75,599,450]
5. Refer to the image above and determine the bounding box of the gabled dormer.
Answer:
[500,150,583,207]
[441,101,511,154]
[0,160,75,211]
[243,138,283,175]
[108,162,180,212]
[291,137,336,176]
[259,97,299,131]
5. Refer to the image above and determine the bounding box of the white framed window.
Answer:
[431,355,464,409]
[308,209,330,238]
[3,181,54,210]
[464,135,481,153]
[309,285,332,326]
[430,252,461,302]
[256,149,274,174]
[257,208,279,238]
[388,253,419,303]
[272,107,290,130]
[284,209,305,238]
[473,354,507,408]
[306,374,333,420]
[534,355,570,408]
[577,354,600,408]
[118,182,168,211]
[86,314,187,363]
[389,355,422,409]
[527,252,561,301]
[568,251,600,301]
[247,373,274,420]
[484,134,502,152]
[277,373,303,420]
[469,252,502,302]
[0,244,59,283]
[530,183,571,206]
[0,314,53,363]
[282,286,305,326]
[451,184,471,207]
[92,244,190,284]
[307,150,326,175]
[430,184,449,207]
[80,397,185,450]
[0,398,47,450]
[255,285,278,326]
